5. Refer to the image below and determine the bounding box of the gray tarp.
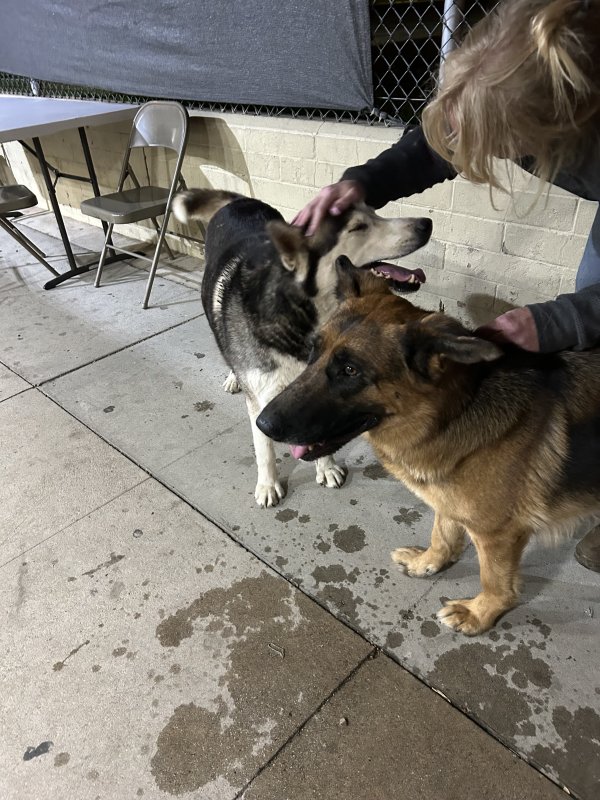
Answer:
[0,1,373,111]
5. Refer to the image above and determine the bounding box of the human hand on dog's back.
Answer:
[293,180,365,236]
[476,307,540,352]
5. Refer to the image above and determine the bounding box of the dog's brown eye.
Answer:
[348,222,368,233]
[344,364,359,377]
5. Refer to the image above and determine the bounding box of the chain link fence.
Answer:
[0,1,497,126]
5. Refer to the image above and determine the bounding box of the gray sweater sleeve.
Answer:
[528,283,600,352]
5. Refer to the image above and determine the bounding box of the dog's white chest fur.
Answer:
[243,353,305,405]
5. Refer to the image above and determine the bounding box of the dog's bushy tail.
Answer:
[172,189,242,225]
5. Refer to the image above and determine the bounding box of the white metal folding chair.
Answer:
[80,101,189,308]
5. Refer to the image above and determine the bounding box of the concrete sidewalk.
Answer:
[0,212,596,799]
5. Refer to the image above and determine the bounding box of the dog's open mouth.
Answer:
[366,261,426,293]
[288,416,380,461]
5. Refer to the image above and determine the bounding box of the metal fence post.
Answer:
[441,0,466,66]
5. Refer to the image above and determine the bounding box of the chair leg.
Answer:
[150,216,175,259]
[142,211,171,309]
[95,223,114,287]
[0,217,60,277]
[4,219,48,261]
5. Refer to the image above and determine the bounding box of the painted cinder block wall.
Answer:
[2,112,596,327]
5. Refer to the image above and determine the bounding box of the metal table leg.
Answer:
[32,136,78,273]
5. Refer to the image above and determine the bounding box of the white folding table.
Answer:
[0,95,138,288]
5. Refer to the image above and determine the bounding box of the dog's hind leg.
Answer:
[437,527,530,635]
[223,371,241,394]
[392,513,465,577]
[315,456,347,489]
[245,394,285,508]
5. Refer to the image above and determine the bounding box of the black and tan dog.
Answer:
[173,189,430,508]
[256,257,600,634]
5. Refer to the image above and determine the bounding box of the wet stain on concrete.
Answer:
[156,574,295,648]
[511,671,528,689]
[112,647,127,657]
[16,561,27,611]
[54,752,70,767]
[420,620,440,638]
[362,463,388,480]
[529,705,600,798]
[194,400,214,413]
[24,741,52,761]
[316,585,363,627]
[53,639,90,672]
[495,644,553,689]
[152,573,336,795]
[315,539,331,554]
[312,565,360,585]
[393,508,423,527]
[274,556,288,569]
[529,617,551,639]
[110,580,126,600]
[333,525,366,553]
[152,702,229,794]
[275,509,298,523]
[428,641,556,746]
[385,631,404,649]
[194,352,205,359]
[298,514,310,524]
[82,552,124,577]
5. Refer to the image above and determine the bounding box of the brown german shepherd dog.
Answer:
[256,256,600,635]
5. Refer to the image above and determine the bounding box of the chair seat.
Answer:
[0,184,38,215]
[80,186,170,224]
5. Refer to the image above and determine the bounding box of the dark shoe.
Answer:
[575,525,600,573]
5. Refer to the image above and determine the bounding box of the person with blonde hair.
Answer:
[295,0,600,571]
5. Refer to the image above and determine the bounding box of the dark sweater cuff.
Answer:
[528,283,600,352]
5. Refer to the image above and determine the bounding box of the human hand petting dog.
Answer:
[477,307,540,351]
[293,180,365,235]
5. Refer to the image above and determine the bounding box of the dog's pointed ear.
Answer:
[437,335,503,364]
[267,221,308,272]
[335,255,362,299]
[403,322,502,382]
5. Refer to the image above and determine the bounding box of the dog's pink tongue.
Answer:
[373,263,426,283]
[290,444,310,460]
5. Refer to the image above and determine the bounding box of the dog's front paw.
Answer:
[315,462,347,489]
[391,546,444,577]
[255,481,286,508]
[437,598,495,636]
[223,371,241,394]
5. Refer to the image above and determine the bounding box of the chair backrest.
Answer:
[129,101,188,153]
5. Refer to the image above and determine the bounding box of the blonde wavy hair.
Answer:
[422,0,600,191]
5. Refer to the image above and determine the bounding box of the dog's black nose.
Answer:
[416,218,433,236]
[256,409,280,440]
